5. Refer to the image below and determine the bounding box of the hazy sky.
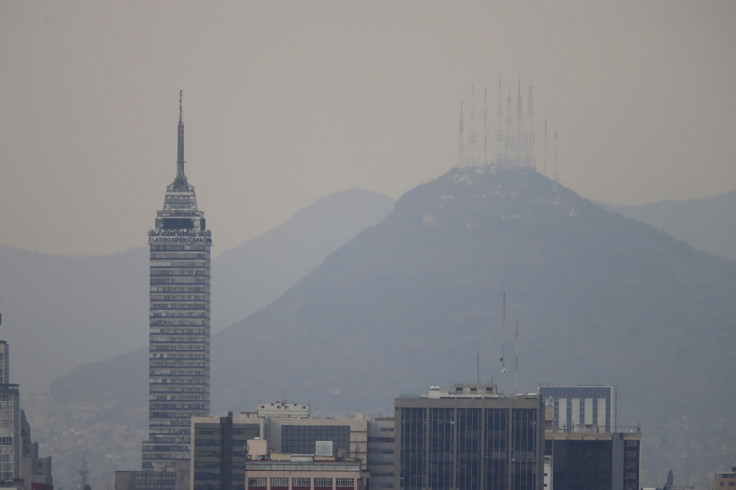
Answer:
[1,1,735,256]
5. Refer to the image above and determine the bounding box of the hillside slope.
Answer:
[605,190,736,262]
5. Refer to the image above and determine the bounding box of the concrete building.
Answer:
[366,417,395,490]
[714,465,736,489]
[245,454,367,490]
[141,92,213,471]
[539,385,616,433]
[19,411,52,490]
[394,384,544,490]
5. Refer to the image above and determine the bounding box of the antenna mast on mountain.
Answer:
[484,86,488,166]
[458,102,465,168]
[496,73,503,166]
[544,119,548,177]
[554,129,559,193]
[527,83,535,170]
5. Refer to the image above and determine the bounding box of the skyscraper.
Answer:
[142,92,213,470]
[0,333,21,482]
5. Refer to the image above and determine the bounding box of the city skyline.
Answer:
[1,1,735,256]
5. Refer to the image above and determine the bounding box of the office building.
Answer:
[539,385,616,433]
[0,331,20,484]
[141,92,213,470]
[245,453,367,490]
[544,429,641,490]
[394,384,543,490]
[714,465,736,489]
[367,417,395,490]
[19,411,53,490]
[190,413,262,489]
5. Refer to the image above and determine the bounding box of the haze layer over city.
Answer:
[1,1,735,257]
[1,2,735,490]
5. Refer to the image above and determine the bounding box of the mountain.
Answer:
[212,188,395,332]
[603,190,736,262]
[0,188,393,393]
[32,167,736,488]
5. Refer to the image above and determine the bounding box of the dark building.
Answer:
[545,430,641,490]
[394,384,543,490]
[190,414,261,489]
[141,92,213,471]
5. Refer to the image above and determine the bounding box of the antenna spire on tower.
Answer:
[176,90,186,182]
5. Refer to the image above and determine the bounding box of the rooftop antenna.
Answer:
[500,292,507,382]
[477,346,480,384]
[175,90,186,182]
[458,102,465,168]
[515,319,520,393]
[484,86,488,166]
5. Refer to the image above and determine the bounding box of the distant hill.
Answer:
[0,188,393,393]
[603,190,736,262]
[32,168,736,489]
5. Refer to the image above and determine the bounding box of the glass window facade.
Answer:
[396,394,542,490]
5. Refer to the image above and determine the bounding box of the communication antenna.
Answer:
[458,102,465,168]
[468,85,477,166]
[477,347,480,384]
[500,292,507,377]
[79,458,89,490]
[544,119,548,177]
[554,129,559,193]
[515,319,520,393]
[505,83,512,168]
[484,86,488,166]
[527,83,535,170]
[516,75,525,166]
[496,73,503,165]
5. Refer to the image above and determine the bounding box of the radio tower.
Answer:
[458,102,465,168]
[484,86,488,166]
[527,83,535,169]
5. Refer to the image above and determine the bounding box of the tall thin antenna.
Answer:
[458,102,465,168]
[176,90,186,182]
[554,129,559,194]
[544,119,548,177]
[515,75,526,167]
[500,292,507,378]
[477,347,480,384]
[496,73,503,166]
[527,83,535,170]
[515,319,520,393]
[484,86,488,166]
[468,85,477,166]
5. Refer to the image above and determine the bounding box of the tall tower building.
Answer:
[0,315,21,482]
[142,92,213,470]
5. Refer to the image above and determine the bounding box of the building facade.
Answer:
[544,430,641,490]
[394,384,543,490]
[190,413,262,489]
[0,336,20,484]
[539,386,616,433]
[245,456,367,490]
[367,417,395,490]
[141,93,213,470]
